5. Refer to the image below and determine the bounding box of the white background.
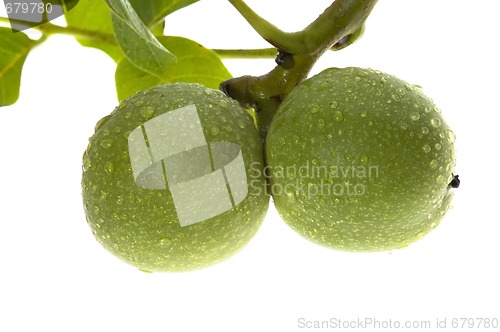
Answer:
[1,1,499,331]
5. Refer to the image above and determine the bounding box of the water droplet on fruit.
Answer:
[355,76,362,82]
[83,158,91,172]
[448,130,456,143]
[400,122,408,130]
[224,125,233,133]
[405,84,413,91]
[237,120,245,129]
[329,101,339,109]
[286,191,296,202]
[104,161,114,175]
[430,222,437,228]
[359,154,369,165]
[333,111,344,122]
[210,127,220,136]
[116,196,124,205]
[424,107,431,113]
[317,119,325,129]
[430,118,441,128]
[423,144,431,153]
[118,102,127,110]
[159,237,172,247]
[430,159,438,169]
[421,126,429,135]
[436,175,445,184]
[140,106,155,119]
[100,139,113,149]
[410,113,421,121]
[310,103,320,113]
[134,100,144,107]
[93,205,100,214]
[320,81,331,90]
[435,143,442,151]
[360,110,368,118]
[94,115,111,132]
[375,89,382,96]
[99,191,108,201]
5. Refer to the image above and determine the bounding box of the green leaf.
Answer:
[129,0,199,27]
[0,28,36,107]
[115,36,232,101]
[104,0,176,78]
[65,0,124,62]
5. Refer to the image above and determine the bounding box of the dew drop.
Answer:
[94,115,111,132]
[423,144,432,153]
[159,237,172,247]
[317,119,325,129]
[134,100,144,107]
[360,110,368,118]
[355,76,362,82]
[410,113,421,121]
[93,205,100,214]
[430,159,438,169]
[436,175,445,184]
[118,102,127,110]
[210,127,220,136]
[421,126,429,135]
[448,130,456,143]
[310,103,321,113]
[329,101,339,109]
[359,154,369,165]
[286,191,296,203]
[100,139,114,149]
[224,125,233,133]
[140,106,155,119]
[83,158,91,172]
[320,81,331,90]
[116,196,124,205]
[237,120,246,129]
[430,118,441,128]
[99,191,108,201]
[104,161,114,175]
[435,143,442,151]
[424,107,431,113]
[391,94,401,101]
[333,110,344,122]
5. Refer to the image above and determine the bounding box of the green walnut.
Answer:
[82,83,269,272]
[265,67,457,251]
